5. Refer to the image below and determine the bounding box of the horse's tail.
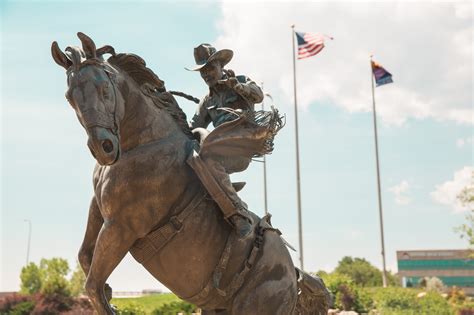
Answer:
[294,268,332,315]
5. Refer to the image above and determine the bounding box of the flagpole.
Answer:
[292,24,304,270]
[261,82,268,216]
[370,56,388,288]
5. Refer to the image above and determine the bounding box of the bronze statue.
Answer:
[186,43,266,238]
[51,33,330,315]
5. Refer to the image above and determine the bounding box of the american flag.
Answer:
[295,31,333,60]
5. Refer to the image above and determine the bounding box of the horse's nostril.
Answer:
[102,139,114,153]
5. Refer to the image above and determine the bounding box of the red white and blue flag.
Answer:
[295,31,333,60]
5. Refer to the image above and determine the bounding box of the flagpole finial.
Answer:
[291,24,295,29]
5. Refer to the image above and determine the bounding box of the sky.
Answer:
[1,1,472,292]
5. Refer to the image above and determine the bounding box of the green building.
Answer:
[397,249,474,295]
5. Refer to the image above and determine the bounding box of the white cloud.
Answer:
[456,136,473,148]
[215,2,473,125]
[431,166,473,213]
[389,180,411,205]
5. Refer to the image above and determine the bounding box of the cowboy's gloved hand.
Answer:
[217,77,239,89]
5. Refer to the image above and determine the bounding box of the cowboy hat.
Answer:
[185,43,233,71]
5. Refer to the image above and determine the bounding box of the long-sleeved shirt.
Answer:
[190,75,264,129]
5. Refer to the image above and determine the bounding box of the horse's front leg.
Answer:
[77,197,113,302]
[78,197,102,275]
[85,220,137,315]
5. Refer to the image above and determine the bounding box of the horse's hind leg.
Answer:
[230,233,298,315]
[78,197,112,302]
[85,220,136,315]
[230,279,297,315]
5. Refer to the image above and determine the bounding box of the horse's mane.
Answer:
[107,53,194,139]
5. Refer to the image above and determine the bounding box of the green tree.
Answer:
[454,177,474,257]
[69,262,86,297]
[19,258,72,297]
[39,257,71,296]
[334,256,398,287]
[20,263,42,294]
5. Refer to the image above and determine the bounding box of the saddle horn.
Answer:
[77,32,97,59]
[51,41,72,70]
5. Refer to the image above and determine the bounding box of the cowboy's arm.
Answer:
[219,75,264,104]
[190,96,212,129]
[233,76,264,104]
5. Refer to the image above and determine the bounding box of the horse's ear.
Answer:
[77,32,97,59]
[51,41,72,70]
[96,45,116,58]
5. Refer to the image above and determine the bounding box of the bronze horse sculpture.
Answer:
[51,33,330,315]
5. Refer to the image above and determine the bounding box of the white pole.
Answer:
[24,219,32,265]
[292,25,304,270]
[370,56,388,287]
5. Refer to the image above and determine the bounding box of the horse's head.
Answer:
[51,33,124,166]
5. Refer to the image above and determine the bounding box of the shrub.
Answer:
[457,302,474,315]
[320,272,374,313]
[20,263,42,294]
[152,301,196,315]
[448,286,466,306]
[356,287,375,313]
[19,258,72,298]
[31,293,74,314]
[417,291,453,315]
[372,287,419,312]
[8,301,35,315]
[0,293,35,314]
[337,284,356,311]
[68,263,86,297]
[116,302,146,315]
[320,272,353,298]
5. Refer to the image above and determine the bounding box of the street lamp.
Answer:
[24,219,32,265]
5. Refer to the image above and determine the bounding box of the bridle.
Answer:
[67,60,121,138]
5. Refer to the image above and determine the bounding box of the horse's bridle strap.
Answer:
[81,109,116,130]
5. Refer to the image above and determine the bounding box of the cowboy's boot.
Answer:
[229,210,253,239]
[205,158,253,239]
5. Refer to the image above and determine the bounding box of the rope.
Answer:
[169,90,200,104]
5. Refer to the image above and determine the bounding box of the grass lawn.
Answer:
[111,293,182,314]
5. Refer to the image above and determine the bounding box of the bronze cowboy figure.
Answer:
[186,43,270,238]
[51,33,330,315]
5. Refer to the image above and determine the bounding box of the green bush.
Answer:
[116,302,146,315]
[19,258,72,297]
[373,287,419,312]
[320,272,353,297]
[448,286,467,306]
[8,301,35,315]
[152,301,196,315]
[20,264,42,295]
[356,287,375,313]
[320,272,374,313]
[417,291,453,315]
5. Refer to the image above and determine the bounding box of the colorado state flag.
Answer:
[371,60,393,86]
